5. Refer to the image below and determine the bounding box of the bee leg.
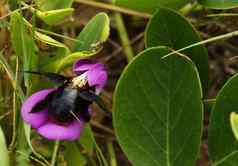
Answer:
[78,110,91,122]
[78,91,109,113]
[23,71,71,85]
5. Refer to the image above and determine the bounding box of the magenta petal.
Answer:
[73,59,98,73]
[37,120,84,141]
[87,65,107,93]
[21,89,55,128]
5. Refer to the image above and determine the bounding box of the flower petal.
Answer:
[87,64,107,93]
[73,59,98,74]
[37,120,84,141]
[21,89,55,128]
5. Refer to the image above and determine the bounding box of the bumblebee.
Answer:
[25,71,106,123]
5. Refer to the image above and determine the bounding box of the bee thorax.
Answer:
[72,73,88,88]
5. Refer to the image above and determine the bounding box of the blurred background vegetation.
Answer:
[1,0,238,165]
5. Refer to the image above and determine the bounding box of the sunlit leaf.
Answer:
[0,126,9,166]
[55,50,99,72]
[113,47,203,166]
[34,31,70,54]
[230,112,238,141]
[74,12,110,51]
[36,8,74,25]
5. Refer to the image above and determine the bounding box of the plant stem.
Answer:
[114,13,134,62]
[74,0,151,18]
[207,13,238,17]
[9,56,19,151]
[107,142,117,166]
[179,1,198,15]
[162,30,238,59]
[91,120,114,135]
[51,141,60,166]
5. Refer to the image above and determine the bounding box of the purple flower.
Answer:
[21,59,107,141]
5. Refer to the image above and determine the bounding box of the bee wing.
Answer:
[30,90,56,113]
[78,91,109,113]
[23,71,70,85]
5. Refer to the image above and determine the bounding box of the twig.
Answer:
[91,120,114,135]
[51,141,60,166]
[114,13,134,62]
[107,142,117,166]
[0,6,30,20]
[74,0,151,18]
[162,30,238,59]
[0,111,11,121]
[207,13,238,17]
[9,56,19,151]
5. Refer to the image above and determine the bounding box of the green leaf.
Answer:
[36,8,74,25]
[113,47,203,166]
[64,142,87,166]
[55,50,99,72]
[230,112,238,141]
[10,11,38,88]
[35,0,73,11]
[0,126,9,166]
[34,31,70,57]
[145,7,209,94]
[34,31,70,54]
[114,0,191,13]
[74,13,110,52]
[79,125,94,155]
[198,0,238,9]
[208,74,238,165]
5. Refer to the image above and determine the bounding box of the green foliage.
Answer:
[41,12,110,72]
[74,13,110,52]
[36,8,74,25]
[145,7,209,94]
[10,11,38,89]
[0,127,9,166]
[230,112,238,141]
[34,0,74,25]
[198,0,238,9]
[35,0,74,11]
[114,0,191,13]
[208,74,238,165]
[64,142,87,166]
[78,125,95,155]
[113,47,203,166]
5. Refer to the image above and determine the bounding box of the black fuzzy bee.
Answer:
[25,71,106,123]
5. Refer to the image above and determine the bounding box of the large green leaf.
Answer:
[114,0,191,13]
[145,8,209,94]
[113,47,203,166]
[198,0,238,9]
[208,74,238,166]
[35,0,73,11]
[74,13,110,52]
[0,127,9,166]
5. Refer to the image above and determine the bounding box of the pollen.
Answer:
[72,73,88,88]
